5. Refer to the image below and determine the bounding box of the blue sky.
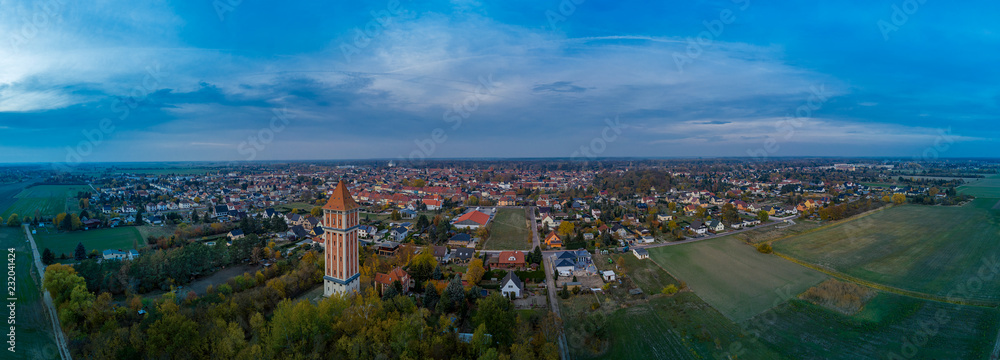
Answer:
[0,0,997,163]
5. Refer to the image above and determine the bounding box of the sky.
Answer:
[0,0,997,164]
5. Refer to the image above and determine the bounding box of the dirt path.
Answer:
[24,225,72,360]
[544,255,570,360]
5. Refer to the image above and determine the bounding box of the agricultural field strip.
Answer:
[773,252,998,308]
[764,204,894,245]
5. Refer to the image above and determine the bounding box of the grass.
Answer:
[752,292,1000,360]
[958,174,1000,198]
[1,184,93,219]
[34,226,144,257]
[0,227,60,359]
[773,198,1000,303]
[484,208,531,250]
[649,236,828,322]
[598,252,679,295]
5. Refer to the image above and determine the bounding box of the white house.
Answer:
[632,248,649,260]
[601,270,616,282]
[102,249,139,261]
[500,271,523,299]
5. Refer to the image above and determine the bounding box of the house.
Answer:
[632,248,649,260]
[601,270,616,282]
[540,214,560,229]
[451,209,492,229]
[390,226,408,242]
[690,220,707,235]
[377,241,401,256]
[500,271,523,299]
[554,258,575,277]
[400,209,417,219]
[495,251,526,270]
[432,246,449,263]
[358,225,377,238]
[656,213,674,222]
[213,205,230,218]
[228,229,245,241]
[452,247,475,263]
[544,232,563,249]
[448,233,474,247]
[374,267,412,294]
[102,249,139,261]
[707,220,725,233]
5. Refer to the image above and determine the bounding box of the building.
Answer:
[451,208,493,229]
[500,271,523,298]
[544,231,563,248]
[322,180,361,297]
[102,249,139,261]
[495,250,526,270]
[601,270,616,282]
[374,267,411,295]
[632,248,649,260]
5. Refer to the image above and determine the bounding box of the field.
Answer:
[1,184,93,219]
[33,226,144,257]
[959,174,1000,198]
[774,199,1000,303]
[752,293,1000,359]
[649,236,828,321]
[483,208,531,250]
[596,252,679,294]
[0,227,60,359]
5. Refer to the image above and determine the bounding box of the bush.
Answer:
[661,284,678,295]
[756,243,773,254]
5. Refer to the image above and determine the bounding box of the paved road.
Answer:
[639,215,796,249]
[23,225,72,360]
[525,206,569,360]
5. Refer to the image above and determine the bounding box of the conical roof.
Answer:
[323,180,360,211]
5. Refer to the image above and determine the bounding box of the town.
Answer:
[2,157,997,359]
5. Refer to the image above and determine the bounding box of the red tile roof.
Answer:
[323,180,360,211]
[498,251,525,265]
[454,210,490,226]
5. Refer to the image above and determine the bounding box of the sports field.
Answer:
[774,199,1000,303]
[0,227,60,360]
[648,236,828,321]
[34,226,143,257]
[959,174,1000,198]
[484,208,531,250]
[752,293,1000,359]
[1,184,93,219]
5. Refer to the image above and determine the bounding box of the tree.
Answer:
[473,293,516,346]
[892,193,906,205]
[416,214,430,230]
[423,284,440,309]
[557,221,575,237]
[390,210,402,221]
[191,209,200,223]
[409,252,437,283]
[661,284,679,295]
[42,248,55,265]
[467,258,486,286]
[6,213,19,227]
[432,265,443,280]
[74,242,87,261]
[310,206,323,217]
[757,210,769,223]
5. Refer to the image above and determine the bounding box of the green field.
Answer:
[34,226,143,257]
[1,184,93,219]
[959,174,1000,198]
[774,199,1000,303]
[0,227,60,360]
[649,236,828,321]
[753,293,1000,359]
[484,208,531,250]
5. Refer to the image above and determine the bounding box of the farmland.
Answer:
[752,293,1000,359]
[1,184,93,219]
[0,227,60,360]
[959,174,1000,198]
[774,199,1000,303]
[649,236,828,322]
[33,226,144,257]
[483,208,531,250]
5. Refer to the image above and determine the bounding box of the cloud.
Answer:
[532,81,587,93]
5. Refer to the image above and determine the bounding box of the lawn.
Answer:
[773,199,1000,303]
[34,226,144,257]
[1,184,93,219]
[596,252,679,295]
[958,174,1000,198]
[0,227,60,360]
[484,208,531,250]
[752,292,1000,360]
[649,236,828,322]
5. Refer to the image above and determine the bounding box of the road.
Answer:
[639,215,795,249]
[23,224,72,360]
[524,206,569,360]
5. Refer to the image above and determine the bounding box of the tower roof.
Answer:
[323,180,360,211]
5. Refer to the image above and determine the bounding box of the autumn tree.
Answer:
[466,258,486,286]
[557,221,575,237]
